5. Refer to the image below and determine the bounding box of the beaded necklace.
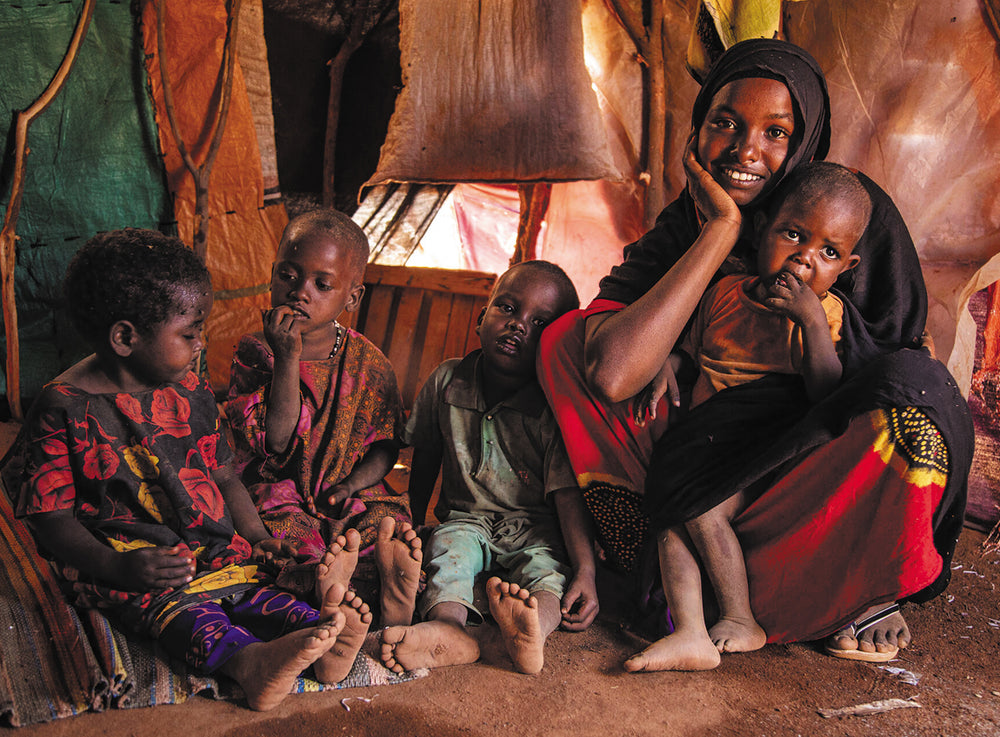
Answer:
[328,322,344,359]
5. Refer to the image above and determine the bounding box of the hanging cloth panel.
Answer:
[0,0,173,399]
[366,0,622,187]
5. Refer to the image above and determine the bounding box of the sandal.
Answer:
[824,603,902,662]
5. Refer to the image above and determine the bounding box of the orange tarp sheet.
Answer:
[140,0,284,390]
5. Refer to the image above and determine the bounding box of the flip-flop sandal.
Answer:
[824,603,901,662]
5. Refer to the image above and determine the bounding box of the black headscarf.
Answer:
[597,39,833,308]
[833,172,928,367]
[689,40,927,362]
[691,39,832,181]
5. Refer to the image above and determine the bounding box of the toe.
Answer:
[872,629,892,652]
[381,625,405,646]
[378,516,395,540]
[828,631,858,652]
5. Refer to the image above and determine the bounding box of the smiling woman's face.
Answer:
[696,77,796,208]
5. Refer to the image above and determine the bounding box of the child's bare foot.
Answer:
[314,583,372,684]
[379,621,480,674]
[375,516,423,627]
[709,616,767,653]
[225,620,344,711]
[314,528,361,605]
[623,630,721,672]
[486,577,545,674]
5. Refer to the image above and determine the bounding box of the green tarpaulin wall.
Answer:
[0,0,172,400]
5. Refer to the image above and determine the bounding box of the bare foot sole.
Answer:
[226,622,343,711]
[315,528,361,605]
[709,616,767,653]
[375,517,423,627]
[486,577,545,675]
[623,631,721,672]
[379,621,480,674]
[314,586,372,684]
[825,603,908,662]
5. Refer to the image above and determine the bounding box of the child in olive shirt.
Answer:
[380,261,598,675]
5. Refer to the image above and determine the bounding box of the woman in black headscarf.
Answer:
[537,38,972,663]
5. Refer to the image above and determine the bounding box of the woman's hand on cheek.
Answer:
[683,130,741,227]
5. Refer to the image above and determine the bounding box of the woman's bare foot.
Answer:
[375,517,423,627]
[314,584,372,684]
[379,620,480,673]
[314,529,361,606]
[224,620,344,711]
[486,577,546,675]
[709,615,767,653]
[623,630,721,672]
[826,603,909,660]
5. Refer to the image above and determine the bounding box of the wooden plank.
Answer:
[442,295,480,360]
[411,292,455,402]
[461,296,484,354]
[353,267,495,408]
[386,287,425,401]
[365,264,495,297]
[360,285,398,354]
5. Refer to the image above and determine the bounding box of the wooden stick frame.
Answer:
[0,0,96,419]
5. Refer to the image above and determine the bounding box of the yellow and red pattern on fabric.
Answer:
[739,407,947,644]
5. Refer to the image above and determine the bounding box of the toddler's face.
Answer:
[129,285,212,386]
[477,267,563,381]
[697,77,796,207]
[756,193,863,297]
[270,230,363,331]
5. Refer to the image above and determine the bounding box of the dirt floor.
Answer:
[5,524,998,737]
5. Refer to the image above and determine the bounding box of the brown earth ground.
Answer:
[5,521,997,737]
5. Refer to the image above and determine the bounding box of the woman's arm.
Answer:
[585,138,742,404]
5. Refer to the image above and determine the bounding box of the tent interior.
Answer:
[1,0,999,730]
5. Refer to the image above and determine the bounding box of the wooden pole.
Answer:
[512,184,552,266]
[322,0,394,208]
[0,0,95,419]
[155,0,242,260]
[605,0,669,228]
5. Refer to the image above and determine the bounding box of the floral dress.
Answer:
[18,372,261,635]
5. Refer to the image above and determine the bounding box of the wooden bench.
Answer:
[344,264,497,408]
